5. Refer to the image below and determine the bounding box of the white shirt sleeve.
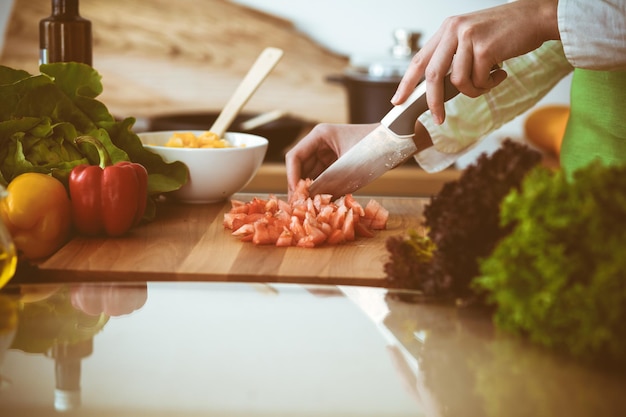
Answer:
[414,41,573,172]
[558,0,626,70]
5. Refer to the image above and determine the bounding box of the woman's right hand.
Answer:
[285,123,378,195]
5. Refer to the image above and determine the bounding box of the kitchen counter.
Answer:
[1,281,625,417]
[3,192,625,417]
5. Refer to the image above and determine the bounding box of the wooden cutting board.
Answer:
[28,194,427,287]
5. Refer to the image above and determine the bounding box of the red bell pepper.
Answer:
[69,136,148,237]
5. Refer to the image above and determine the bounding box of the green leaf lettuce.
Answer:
[475,162,626,365]
[0,62,188,220]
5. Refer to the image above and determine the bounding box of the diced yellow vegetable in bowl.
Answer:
[138,130,268,204]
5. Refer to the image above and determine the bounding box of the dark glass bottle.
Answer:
[39,0,92,65]
[50,338,94,412]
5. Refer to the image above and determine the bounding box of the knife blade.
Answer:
[309,75,459,197]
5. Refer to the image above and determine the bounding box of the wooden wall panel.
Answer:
[1,0,350,124]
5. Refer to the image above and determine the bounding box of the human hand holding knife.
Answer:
[308,75,460,197]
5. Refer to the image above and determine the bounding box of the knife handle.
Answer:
[381,75,459,137]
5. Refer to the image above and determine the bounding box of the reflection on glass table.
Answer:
[1,283,147,413]
[0,184,17,290]
[0,281,624,417]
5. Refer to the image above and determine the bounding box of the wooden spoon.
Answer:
[209,47,284,138]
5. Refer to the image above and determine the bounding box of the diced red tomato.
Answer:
[326,229,346,245]
[277,199,292,215]
[317,204,335,224]
[252,221,277,245]
[247,197,267,214]
[276,227,295,247]
[265,196,278,213]
[230,199,246,209]
[363,199,389,230]
[232,223,254,239]
[341,208,356,241]
[319,221,333,237]
[274,209,291,223]
[330,204,347,230]
[223,212,243,229]
[291,203,308,221]
[303,218,327,246]
[223,179,388,247]
[290,215,307,242]
[229,201,250,215]
[344,194,365,217]
[232,223,251,235]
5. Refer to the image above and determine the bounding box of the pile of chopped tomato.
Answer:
[223,179,389,247]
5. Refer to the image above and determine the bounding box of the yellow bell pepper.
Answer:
[0,173,72,260]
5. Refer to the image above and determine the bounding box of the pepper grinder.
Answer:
[39,0,92,65]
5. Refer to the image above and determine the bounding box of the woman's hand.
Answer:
[392,0,560,124]
[285,123,378,195]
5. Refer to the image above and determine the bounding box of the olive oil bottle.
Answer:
[0,186,16,290]
[39,0,92,65]
[0,249,16,290]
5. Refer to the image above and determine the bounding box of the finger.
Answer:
[306,159,332,182]
[462,66,507,99]
[284,150,303,194]
[392,65,422,105]
[472,63,497,90]
[285,131,319,192]
[391,32,442,104]
[285,125,339,192]
[449,37,476,94]
[451,39,499,98]
[424,38,457,124]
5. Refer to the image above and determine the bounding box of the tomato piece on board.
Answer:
[303,218,327,246]
[364,199,389,230]
[223,178,388,247]
[232,223,254,239]
[290,216,307,242]
[276,227,295,247]
[345,194,365,217]
[342,209,356,241]
[327,229,346,245]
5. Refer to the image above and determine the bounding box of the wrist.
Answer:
[536,0,561,40]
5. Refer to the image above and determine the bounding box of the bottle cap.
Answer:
[54,389,81,412]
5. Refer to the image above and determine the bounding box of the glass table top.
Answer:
[0,281,624,417]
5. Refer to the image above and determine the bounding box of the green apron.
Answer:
[560,69,626,175]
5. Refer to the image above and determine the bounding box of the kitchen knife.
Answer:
[308,75,459,197]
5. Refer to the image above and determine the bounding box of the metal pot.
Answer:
[327,70,401,124]
[328,29,421,124]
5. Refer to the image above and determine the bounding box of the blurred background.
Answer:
[0,0,571,165]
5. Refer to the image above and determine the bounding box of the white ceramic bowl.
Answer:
[138,130,268,204]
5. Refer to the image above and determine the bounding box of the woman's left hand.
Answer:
[392,0,560,124]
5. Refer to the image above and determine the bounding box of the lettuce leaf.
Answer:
[0,62,188,220]
[475,162,626,366]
